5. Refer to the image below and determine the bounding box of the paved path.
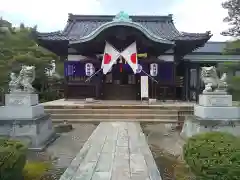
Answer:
[59,122,162,180]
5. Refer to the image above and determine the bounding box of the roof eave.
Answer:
[69,21,174,45]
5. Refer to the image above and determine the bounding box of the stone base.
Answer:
[202,91,227,95]
[194,104,240,120]
[181,116,240,138]
[199,94,232,106]
[0,114,55,150]
[148,99,157,104]
[0,104,44,119]
[5,93,39,106]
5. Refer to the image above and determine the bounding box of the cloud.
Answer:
[170,0,230,41]
[0,0,232,41]
[0,0,103,30]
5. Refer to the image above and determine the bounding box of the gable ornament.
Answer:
[113,11,132,22]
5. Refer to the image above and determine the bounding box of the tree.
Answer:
[220,1,240,100]
[222,0,240,37]
[0,19,63,100]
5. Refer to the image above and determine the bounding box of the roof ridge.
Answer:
[68,13,173,22]
[206,41,227,44]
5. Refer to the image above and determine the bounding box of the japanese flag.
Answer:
[101,42,120,74]
[121,42,138,74]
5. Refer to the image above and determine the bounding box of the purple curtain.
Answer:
[64,60,174,82]
[158,62,174,81]
[64,61,101,76]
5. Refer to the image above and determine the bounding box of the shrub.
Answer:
[23,161,52,180]
[39,90,63,102]
[0,138,27,180]
[174,162,196,180]
[183,132,240,180]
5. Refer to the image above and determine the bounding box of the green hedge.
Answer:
[183,132,240,180]
[229,89,240,101]
[39,90,63,103]
[0,138,27,180]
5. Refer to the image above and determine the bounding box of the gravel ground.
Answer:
[47,123,97,168]
[28,123,184,164]
[26,122,184,180]
[142,123,185,158]
[27,123,97,169]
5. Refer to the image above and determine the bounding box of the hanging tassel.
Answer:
[119,56,123,72]
[120,63,123,72]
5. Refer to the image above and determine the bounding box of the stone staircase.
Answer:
[44,104,193,123]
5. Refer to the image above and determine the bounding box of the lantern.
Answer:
[85,63,95,76]
[136,64,142,73]
[150,63,158,76]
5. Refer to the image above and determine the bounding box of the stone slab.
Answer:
[198,94,232,107]
[0,104,44,119]
[0,113,50,125]
[5,93,38,106]
[0,115,55,150]
[59,122,161,180]
[194,105,240,120]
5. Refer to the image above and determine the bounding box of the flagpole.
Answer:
[141,69,158,83]
[85,68,102,82]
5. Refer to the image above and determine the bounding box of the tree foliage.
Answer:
[0,138,27,180]
[222,0,240,37]
[220,1,240,100]
[0,18,63,96]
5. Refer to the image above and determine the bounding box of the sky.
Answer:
[0,0,232,41]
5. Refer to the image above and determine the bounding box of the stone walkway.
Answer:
[59,122,162,180]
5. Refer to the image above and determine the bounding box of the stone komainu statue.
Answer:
[9,65,36,93]
[200,66,228,93]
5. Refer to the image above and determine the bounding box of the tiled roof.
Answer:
[37,31,70,41]
[37,14,211,43]
[175,32,212,41]
[193,41,227,53]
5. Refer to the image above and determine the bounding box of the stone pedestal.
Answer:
[181,94,240,138]
[198,94,232,106]
[0,93,55,150]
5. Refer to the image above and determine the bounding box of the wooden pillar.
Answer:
[196,64,201,102]
[184,61,189,101]
[60,56,68,100]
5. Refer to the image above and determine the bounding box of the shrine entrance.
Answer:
[102,58,139,100]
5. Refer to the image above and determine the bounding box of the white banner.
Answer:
[141,76,149,99]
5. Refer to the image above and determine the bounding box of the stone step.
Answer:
[52,118,179,123]
[44,104,193,110]
[45,108,180,114]
[50,113,178,120]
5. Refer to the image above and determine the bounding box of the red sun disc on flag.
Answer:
[104,53,111,64]
[130,53,137,64]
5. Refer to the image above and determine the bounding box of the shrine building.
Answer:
[36,12,239,101]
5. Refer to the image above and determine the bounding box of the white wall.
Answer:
[158,55,174,62]
[67,55,88,61]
